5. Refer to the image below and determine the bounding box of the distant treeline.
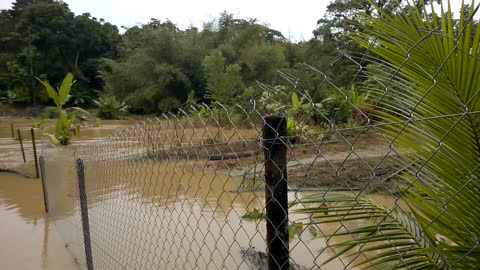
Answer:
[0,0,451,114]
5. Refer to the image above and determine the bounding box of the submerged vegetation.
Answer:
[92,95,130,120]
[38,73,88,145]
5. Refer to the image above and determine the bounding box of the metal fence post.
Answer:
[39,156,49,213]
[76,158,94,270]
[17,129,26,163]
[263,115,289,270]
[31,128,39,178]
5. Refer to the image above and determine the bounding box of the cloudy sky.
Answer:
[0,0,470,41]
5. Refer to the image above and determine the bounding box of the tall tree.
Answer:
[202,49,244,106]
[0,0,120,105]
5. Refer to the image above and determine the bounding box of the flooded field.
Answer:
[0,173,79,270]
[0,118,130,270]
[1,117,403,269]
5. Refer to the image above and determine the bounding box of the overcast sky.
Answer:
[0,0,470,41]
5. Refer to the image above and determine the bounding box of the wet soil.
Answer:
[288,155,404,192]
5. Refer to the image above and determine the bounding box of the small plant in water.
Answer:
[145,146,157,159]
[288,222,318,242]
[93,95,130,120]
[0,90,21,104]
[93,117,101,127]
[38,73,88,145]
[242,208,266,220]
[32,118,45,129]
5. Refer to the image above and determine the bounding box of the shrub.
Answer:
[93,95,130,120]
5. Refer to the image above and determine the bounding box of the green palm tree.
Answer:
[293,1,480,269]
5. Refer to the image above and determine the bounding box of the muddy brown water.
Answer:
[1,119,405,269]
[0,118,128,270]
[0,173,79,270]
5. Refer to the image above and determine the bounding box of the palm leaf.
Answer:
[295,0,480,268]
[42,133,60,145]
[293,193,437,269]
[353,0,480,265]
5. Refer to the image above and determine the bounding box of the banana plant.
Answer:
[38,73,88,145]
[294,1,480,269]
[0,90,20,104]
[287,92,333,141]
[289,92,329,119]
[92,95,130,120]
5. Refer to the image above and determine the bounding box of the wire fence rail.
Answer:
[40,98,480,270]
[34,4,480,269]
[0,125,40,178]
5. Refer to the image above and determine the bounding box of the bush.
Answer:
[43,106,59,119]
[93,96,130,120]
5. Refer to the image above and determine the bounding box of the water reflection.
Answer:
[35,121,404,270]
[45,150,359,269]
[0,173,79,270]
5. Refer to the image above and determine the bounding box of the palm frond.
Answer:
[293,193,438,269]
[352,0,480,248]
[295,0,480,268]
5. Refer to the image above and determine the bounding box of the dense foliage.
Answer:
[0,0,395,120]
[0,0,120,107]
[0,0,462,126]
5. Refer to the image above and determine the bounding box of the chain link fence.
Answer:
[41,4,480,270]
[0,124,40,178]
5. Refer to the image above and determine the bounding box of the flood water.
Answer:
[1,118,403,270]
[0,118,126,270]
[0,173,79,270]
[43,156,351,269]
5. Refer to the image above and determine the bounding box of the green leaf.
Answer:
[59,73,74,106]
[291,92,300,109]
[37,78,60,108]
[75,125,80,137]
[307,225,318,237]
[242,208,266,220]
[43,133,60,145]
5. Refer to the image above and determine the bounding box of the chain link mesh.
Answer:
[0,126,39,177]
[40,6,480,269]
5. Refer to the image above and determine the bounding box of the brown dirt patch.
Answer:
[288,155,405,193]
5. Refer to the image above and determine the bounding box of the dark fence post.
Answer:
[17,129,26,163]
[263,115,289,270]
[31,128,39,178]
[39,156,49,213]
[11,123,14,139]
[76,158,94,270]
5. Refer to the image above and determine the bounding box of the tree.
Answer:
[100,19,192,114]
[295,1,480,269]
[202,49,244,106]
[0,0,120,106]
